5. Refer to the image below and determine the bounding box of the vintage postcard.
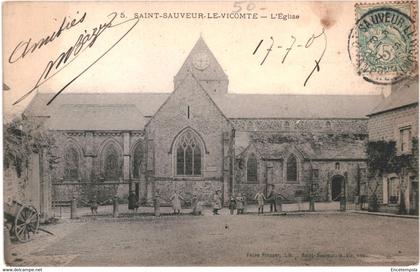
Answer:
[2,0,419,268]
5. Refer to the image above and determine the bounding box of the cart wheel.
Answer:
[14,205,39,243]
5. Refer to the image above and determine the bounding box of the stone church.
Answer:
[24,37,383,205]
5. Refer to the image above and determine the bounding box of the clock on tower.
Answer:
[192,52,210,70]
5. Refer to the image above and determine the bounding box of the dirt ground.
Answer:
[5,205,419,267]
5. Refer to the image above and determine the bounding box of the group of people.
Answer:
[255,184,280,214]
[228,193,246,215]
[215,184,280,215]
[83,184,281,216]
[166,190,204,215]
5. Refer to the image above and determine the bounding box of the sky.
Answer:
[3,1,391,117]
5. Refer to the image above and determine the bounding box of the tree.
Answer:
[366,141,397,211]
[366,139,419,213]
[3,116,59,180]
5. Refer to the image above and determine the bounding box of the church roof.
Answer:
[213,93,382,119]
[25,92,382,130]
[24,92,169,118]
[23,37,383,130]
[44,104,146,131]
[368,79,419,116]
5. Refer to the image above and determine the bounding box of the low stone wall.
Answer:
[378,204,400,214]
[234,184,265,202]
[52,182,130,204]
[153,179,223,206]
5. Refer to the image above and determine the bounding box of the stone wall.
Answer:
[368,104,418,141]
[233,122,369,203]
[154,179,223,206]
[146,75,233,203]
[312,161,367,202]
[146,75,232,179]
[234,145,308,202]
[231,118,368,134]
[52,182,130,204]
[234,160,367,203]
[367,104,419,214]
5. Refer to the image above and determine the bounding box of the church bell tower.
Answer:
[174,37,229,95]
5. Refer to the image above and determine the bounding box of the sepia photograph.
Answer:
[1,0,419,269]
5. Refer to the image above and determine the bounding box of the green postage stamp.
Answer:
[353,1,418,84]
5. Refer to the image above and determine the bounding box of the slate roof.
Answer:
[23,36,384,131]
[44,104,146,131]
[24,93,170,118]
[212,94,382,119]
[24,91,382,131]
[368,79,419,116]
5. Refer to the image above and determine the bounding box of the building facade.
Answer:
[24,38,383,205]
[367,80,419,214]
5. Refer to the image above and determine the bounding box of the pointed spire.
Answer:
[174,36,228,95]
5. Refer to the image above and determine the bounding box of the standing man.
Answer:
[228,194,237,215]
[89,195,99,216]
[128,191,139,213]
[267,184,278,212]
[212,190,222,215]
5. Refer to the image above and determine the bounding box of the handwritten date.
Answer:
[252,29,327,86]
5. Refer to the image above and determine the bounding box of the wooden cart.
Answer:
[4,200,40,242]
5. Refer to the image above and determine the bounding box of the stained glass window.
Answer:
[247,153,257,183]
[64,147,79,180]
[175,130,202,176]
[104,144,121,181]
[287,154,297,182]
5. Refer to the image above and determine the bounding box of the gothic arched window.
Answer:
[287,154,298,182]
[247,153,257,183]
[64,147,79,180]
[103,143,121,181]
[132,143,143,179]
[175,130,202,176]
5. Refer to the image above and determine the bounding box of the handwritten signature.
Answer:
[9,12,87,64]
[11,12,140,106]
[252,28,327,86]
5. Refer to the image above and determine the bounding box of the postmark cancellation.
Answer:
[350,1,418,84]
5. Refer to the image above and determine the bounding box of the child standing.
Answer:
[192,194,203,216]
[170,190,184,215]
[228,195,237,215]
[212,190,222,215]
[89,195,99,216]
[254,191,266,214]
[236,193,245,215]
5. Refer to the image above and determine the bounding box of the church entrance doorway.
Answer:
[331,175,344,201]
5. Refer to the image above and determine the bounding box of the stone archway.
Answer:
[331,175,344,201]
